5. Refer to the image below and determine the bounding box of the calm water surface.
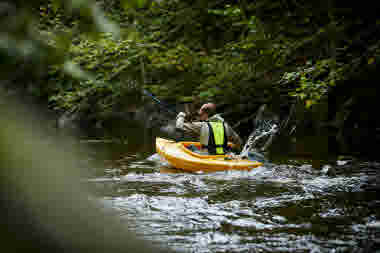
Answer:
[81,130,380,253]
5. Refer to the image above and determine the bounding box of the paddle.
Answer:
[140,59,178,116]
[142,89,185,140]
[142,89,178,116]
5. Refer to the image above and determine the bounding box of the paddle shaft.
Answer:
[142,89,178,115]
[140,59,178,116]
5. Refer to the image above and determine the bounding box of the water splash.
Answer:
[240,122,279,162]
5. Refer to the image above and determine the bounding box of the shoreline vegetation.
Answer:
[1,0,379,159]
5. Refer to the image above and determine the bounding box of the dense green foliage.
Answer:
[2,0,379,146]
[35,0,380,116]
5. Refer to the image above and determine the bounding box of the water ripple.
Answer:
[88,155,380,252]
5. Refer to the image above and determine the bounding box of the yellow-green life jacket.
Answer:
[204,122,228,155]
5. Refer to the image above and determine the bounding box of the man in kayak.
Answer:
[176,103,243,155]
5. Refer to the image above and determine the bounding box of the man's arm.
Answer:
[176,112,203,137]
[225,123,243,149]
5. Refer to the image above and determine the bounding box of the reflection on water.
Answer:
[81,132,380,253]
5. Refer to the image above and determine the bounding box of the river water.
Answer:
[81,128,380,253]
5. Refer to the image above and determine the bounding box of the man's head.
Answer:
[198,103,216,121]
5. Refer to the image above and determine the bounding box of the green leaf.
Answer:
[305,100,314,108]
[121,0,133,10]
[199,91,212,98]
[91,5,120,39]
[51,0,62,13]
[121,0,148,10]
[137,0,148,8]
[179,96,195,102]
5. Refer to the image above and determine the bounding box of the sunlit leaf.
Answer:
[121,0,148,10]
[305,100,313,108]
[121,0,133,11]
[91,5,120,39]
[69,0,89,10]
[199,91,212,98]
[63,61,92,81]
[137,0,148,8]
[368,57,375,65]
[51,0,62,13]
[180,96,195,102]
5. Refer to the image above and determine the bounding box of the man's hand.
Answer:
[229,142,242,153]
[176,112,186,120]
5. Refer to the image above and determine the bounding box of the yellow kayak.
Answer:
[156,138,262,173]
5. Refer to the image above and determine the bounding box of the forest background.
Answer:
[1,0,380,159]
